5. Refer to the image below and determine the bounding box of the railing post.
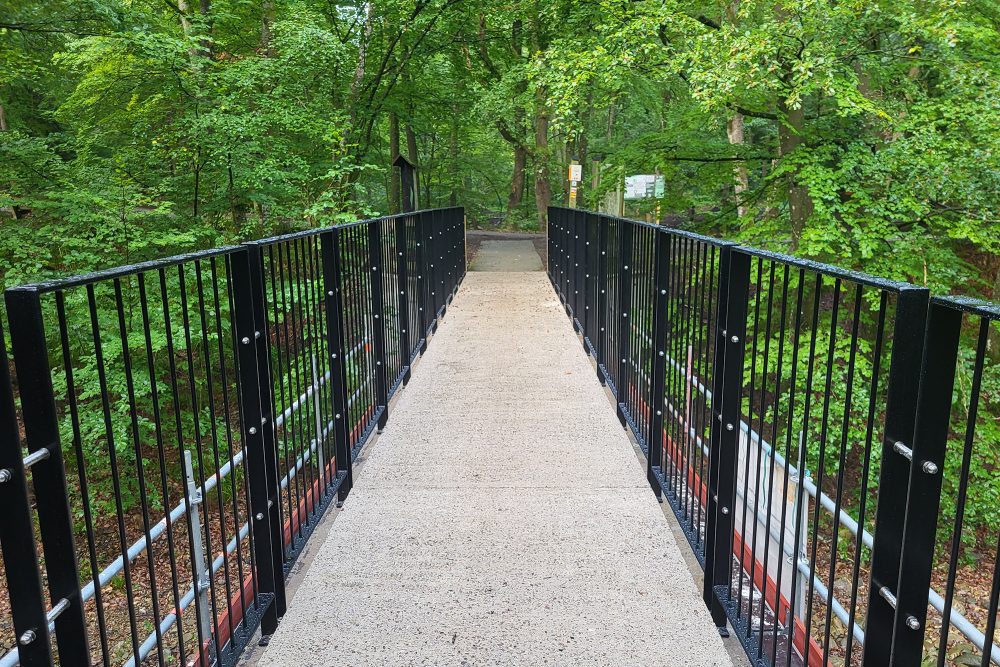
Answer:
[646,229,671,498]
[863,286,932,666]
[563,213,572,315]
[884,300,961,665]
[0,314,55,667]
[5,287,90,665]
[425,211,439,332]
[416,211,430,354]
[447,209,460,302]
[433,209,447,320]
[595,215,609,385]
[320,229,354,503]
[703,246,750,632]
[394,215,412,384]
[573,210,586,333]
[615,220,634,426]
[583,212,599,354]
[367,220,390,431]
[545,206,559,294]
[459,208,468,281]
[230,247,286,637]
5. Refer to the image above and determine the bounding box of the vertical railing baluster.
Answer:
[459,208,468,282]
[547,207,555,288]
[230,247,286,637]
[0,314,54,667]
[394,216,412,385]
[434,209,447,320]
[703,245,750,633]
[595,215,609,385]
[863,286,930,666]
[615,220,634,427]
[5,287,90,665]
[572,211,584,331]
[583,212,597,354]
[367,220,390,431]
[647,228,671,498]
[320,229,353,503]
[564,213,572,314]
[416,211,430,354]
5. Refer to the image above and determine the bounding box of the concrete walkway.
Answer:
[259,243,731,666]
[469,239,543,271]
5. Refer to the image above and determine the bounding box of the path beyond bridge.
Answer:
[257,240,732,666]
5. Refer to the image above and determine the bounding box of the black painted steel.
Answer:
[367,219,390,431]
[864,287,930,666]
[547,205,1000,667]
[231,247,285,638]
[5,287,91,665]
[705,247,749,629]
[0,208,464,667]
[0,318,52,667]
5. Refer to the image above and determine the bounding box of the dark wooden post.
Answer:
[394,155,416,214]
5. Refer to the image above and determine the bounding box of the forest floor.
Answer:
[465,231,546,270]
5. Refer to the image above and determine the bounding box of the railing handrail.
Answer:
[0,207,468,667]
[548,205,1000,667]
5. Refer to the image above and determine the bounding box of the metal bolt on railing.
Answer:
[879,586,898,609]
[893,440,914,461]
[22,448,49,468]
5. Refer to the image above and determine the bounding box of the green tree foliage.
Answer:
[3,0,1000,558]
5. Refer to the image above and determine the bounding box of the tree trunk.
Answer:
[778,98,812,250]
[533,88,551,229]
[228,154,248,232]
[343,2,376,158]
[449,110,459,207]
[199,0,214,56]
[508,17,528,213]
[177,0,194,36]
[424,132,436,207]
[177,0,212,60]
[578,93,592,207]
[0,98,17,219]
[261,0,275,56]
[508,146,528,212]
[727,113,749,219]
[405,123,419,209]
[389,111,401,214]
[989,259,1000,363]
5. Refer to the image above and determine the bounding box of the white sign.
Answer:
[568,164,583,183]
[624,174,665,200]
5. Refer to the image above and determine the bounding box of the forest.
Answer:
[2,0,1000,664]
[2,0,996,293]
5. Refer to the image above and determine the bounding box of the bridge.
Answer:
[1,206,1000,667]
[253,240,728,665]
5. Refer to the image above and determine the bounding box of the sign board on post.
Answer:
[624,174,666,200]
[568,164,582,183]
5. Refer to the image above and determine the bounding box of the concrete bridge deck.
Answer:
[257,240,732,666]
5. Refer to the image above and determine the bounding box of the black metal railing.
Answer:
[0,208,465,667]
[548,206,1000,667]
